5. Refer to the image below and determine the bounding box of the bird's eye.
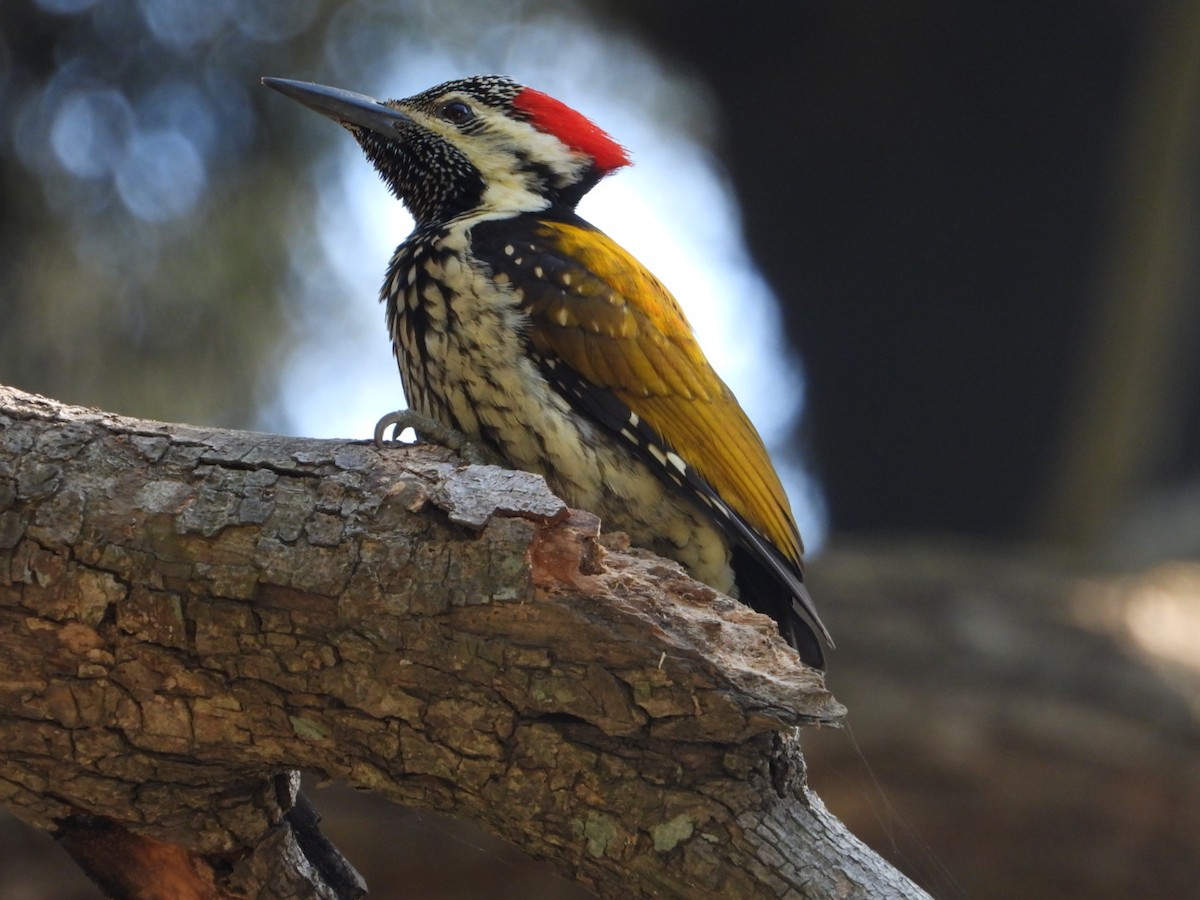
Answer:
[440,100,474,125]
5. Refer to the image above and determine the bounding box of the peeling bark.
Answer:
[0,385,924,899]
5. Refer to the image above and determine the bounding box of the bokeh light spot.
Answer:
[138,80,217,157]
[234,0,320,43]
[115,129,205,222]
[50,88,134,178]
[136,0,232,47]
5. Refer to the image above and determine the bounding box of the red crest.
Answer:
[513,88,630,174]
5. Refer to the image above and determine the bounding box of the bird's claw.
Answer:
[372,409,492,465]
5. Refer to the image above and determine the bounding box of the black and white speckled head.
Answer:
[264,75,629,227]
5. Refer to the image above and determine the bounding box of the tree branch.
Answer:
[0,384,925,899]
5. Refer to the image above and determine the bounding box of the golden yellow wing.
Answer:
[529,219,801,556]
[469,212,832,655]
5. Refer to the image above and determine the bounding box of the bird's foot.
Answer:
[373,409,492,465]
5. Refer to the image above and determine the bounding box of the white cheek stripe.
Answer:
[408,101,590,217]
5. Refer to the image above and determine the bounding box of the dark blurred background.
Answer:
[2,1,1198,898]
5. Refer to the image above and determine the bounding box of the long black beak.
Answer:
[261,77,411,135]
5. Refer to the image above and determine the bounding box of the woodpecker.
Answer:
[263,75,833,669]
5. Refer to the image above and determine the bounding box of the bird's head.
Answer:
[263,75,629,227]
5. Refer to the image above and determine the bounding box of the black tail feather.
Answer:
[732,545,826,670]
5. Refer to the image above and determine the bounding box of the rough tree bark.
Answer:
[0,385,927,899]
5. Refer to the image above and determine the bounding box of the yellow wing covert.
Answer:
[476,215,804,569]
